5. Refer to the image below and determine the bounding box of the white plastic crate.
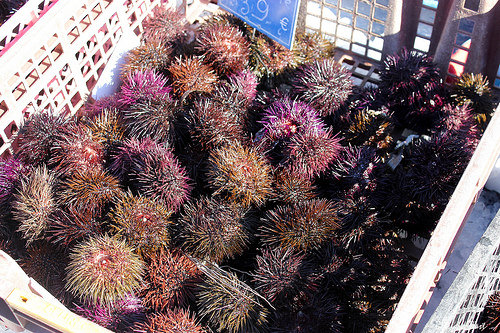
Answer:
[0,0,171,159]
[421,207,500,332]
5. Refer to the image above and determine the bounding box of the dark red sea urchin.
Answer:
[293,32,335,65]
[284,129,342,180]
[50,124,105,176]
[85,108,126,148]
[251,34,295,77]
[65,234,145,307]
[123,98,179,143]
[273,169,318,204]
[260,98,325,141]
[291,58,353,117]
[227,69,258,107]
[168,56,218,98]
[258,97,342,179]
[142,249,201,311]
[49,207,104,246]
[142,6,188,46]
[133,140,190,212]
[188,97,245,150]
[133,309,205,333]
[21,241,70,304]
[196,22,250,76]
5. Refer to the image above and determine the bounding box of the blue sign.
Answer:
[218,0,301,49]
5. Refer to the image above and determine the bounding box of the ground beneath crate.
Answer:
[415,188,500,332]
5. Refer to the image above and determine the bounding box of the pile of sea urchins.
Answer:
[0,6,496,333]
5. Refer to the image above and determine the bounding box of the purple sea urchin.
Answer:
[291,58,353,117]
[389,81,448,132]
[385,133,473,235]
[260,98,325,141]
[401,133,472,206]
[180,196,252,263]
[0,158,29,209]
[329,146,381,195]
[16,110,69,166]
[252,247,315,304]
[435,103,480,148]
[60,169,122,218]
[168,56,218,98]
[109,138,190,212]
[337,196,385,253]
[258,97,342,179]
[208,141,273,207]
[109,192,172,256]
[119,70,171,107]
[66,235,145,307]
[122,41,172,78]
[14,166,57,244]
[142,249,201,311]
[379,49,446,131]
[283,129,341,179]
[260,199,340,252]
[196,22,250,76]
[133,309,205,333]
[197,263,269,333]
[270,291,344,333]
[76,295,144,332]
[379,48,441,101]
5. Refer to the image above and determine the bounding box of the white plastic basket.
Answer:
[421,207,500,332]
